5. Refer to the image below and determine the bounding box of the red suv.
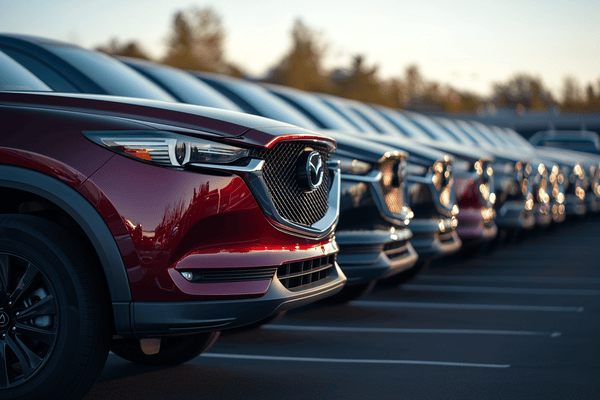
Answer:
[0,89,345,399]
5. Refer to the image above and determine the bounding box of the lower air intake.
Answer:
[383,240,412,260]
[277,254,336,290]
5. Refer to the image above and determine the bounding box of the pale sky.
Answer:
[1,0,599,97]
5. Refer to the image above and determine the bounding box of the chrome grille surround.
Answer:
[379,155,404,215]
[260,141,330,226]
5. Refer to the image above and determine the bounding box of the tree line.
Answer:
[96,6,600,114]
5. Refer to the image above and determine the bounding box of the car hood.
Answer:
[411,138,494,163]
[319,130,407,164]
[0,92,335,149]
[345,132,453,166]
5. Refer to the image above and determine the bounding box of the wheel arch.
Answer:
[0,165,132,304]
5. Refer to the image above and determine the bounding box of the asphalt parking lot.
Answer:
[85,218,600,400]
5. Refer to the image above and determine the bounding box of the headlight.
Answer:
[335,156,372,175]
[84,131,251,167]
[379,155,404,214]
[573,164,585,179]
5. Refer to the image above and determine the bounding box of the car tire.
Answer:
[0,214,110,400]
[111,331,220,366]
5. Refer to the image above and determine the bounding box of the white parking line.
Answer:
[201,353,510,369]
[351,300,584,313]
[418,275,600,285]
[263,324,561,337]
[402,284,600,296]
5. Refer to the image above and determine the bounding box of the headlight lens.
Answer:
[84,131,250,167]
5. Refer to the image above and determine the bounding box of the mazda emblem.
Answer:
[0,311,8,328]
[297,150,324,192]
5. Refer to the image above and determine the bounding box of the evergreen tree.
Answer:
[264,19,331,93]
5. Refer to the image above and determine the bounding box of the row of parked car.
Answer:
[1,34,598,400]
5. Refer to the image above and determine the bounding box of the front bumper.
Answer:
[118,262,346,338]
[551,202,567,223]
[495,200,535,230]
[534,203,552,227]
[586,195,600,213]
[565,194,587,216]
[409,218,462,260]
[336,228,418,285]
[456,208,498,243]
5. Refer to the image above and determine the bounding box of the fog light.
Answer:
[181,271,194,281]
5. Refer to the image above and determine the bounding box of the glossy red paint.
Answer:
[1,91,342,304]
[81,149,337,301]
[454,176,483,209]
[454,175,496,240]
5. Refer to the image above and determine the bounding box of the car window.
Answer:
[404,112,457,142]
[318,98,372,133]
[454,120,490,146]
[1,47,79,92]
[127,63,243,112]
[269,91,327,129]
[350,107,385,133]
[472,121,508,146]
[0,49,52,91]
[197,76,319,130]
[44,44,176,101]
[349,105,400,135]
[371,107,427,139]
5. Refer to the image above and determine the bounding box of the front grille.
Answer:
[261,141,330,226]
[277,254,336,290]
[193,267,276,282]
[379,157,403,214]
[383,240,411,260]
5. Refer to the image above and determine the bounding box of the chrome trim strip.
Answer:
[342,170,381,183]
[187,158,265,173]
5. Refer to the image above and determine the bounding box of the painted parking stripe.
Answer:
[418,275,600,285]
[402,284,600,296]
[263,324,561,337]
[201,353,510,369]
[351,300,584,313]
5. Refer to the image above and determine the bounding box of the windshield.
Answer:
[348,104,400,135]
[371,107,431,140]
[197,76,318,129]
[404,111,458,143]
[471,121,510,146]
[125,62,243,111]
[494,127,534,151]
[455,120,495,147]
[0,50,51,91]
[268,88,358,132]
[44,44,176,101]
[318,97,375,133]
